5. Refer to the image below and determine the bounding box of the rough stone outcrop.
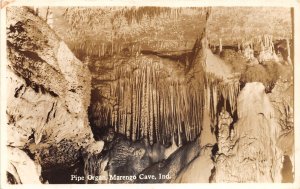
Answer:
[269,77,294,179]
[216,110,234,155]
[214,82,283,182]
[6,7,95,183]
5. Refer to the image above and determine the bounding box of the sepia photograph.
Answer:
[0,0,298,187]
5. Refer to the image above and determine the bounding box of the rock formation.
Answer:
[134,139,201,183]
[175,146,214,183]
[269,77,294,181]
[6,7,100,183]
[7,146,42,184]
[214,82,283,182]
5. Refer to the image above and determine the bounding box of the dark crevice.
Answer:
[281,155,294,183]
[24,77,59,97]
[14,84,24,98]
[229,113,238,136]
[69,89,76,93]
[19,50,45,62]
[42,156,85,184]
[211,143,218,162]
[208,166,216,183]
[7,172,18,184]
[141,49,193,67]
[46,102,55,123]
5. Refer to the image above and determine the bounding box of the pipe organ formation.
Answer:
[89,51,241,146]
[88,9,291,148]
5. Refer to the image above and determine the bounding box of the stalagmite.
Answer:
[164,135,179,159]
[214,82,283,182]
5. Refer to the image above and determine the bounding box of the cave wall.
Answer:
[6,7,95,183]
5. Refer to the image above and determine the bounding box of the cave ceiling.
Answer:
[40,7,292,59]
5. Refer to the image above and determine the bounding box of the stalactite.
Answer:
[132,78,136,141]
[286,38,292,64]
[91,45,241,146]
[219,38,222,53]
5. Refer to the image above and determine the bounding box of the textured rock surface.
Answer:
[88,53,205,145]
[7,146,42,184]
[269,78,294,180]
[6,7,95,182]
[207,7,292,45]
[51,7,207,56]
[134,139,201,183]
[214,82,283,182]
[84,134,153,184]
[175,146,214,183]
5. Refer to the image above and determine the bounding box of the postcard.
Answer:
[0,0,299,188]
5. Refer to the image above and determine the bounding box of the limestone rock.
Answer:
[214,82,283,182]
[134,140,201,183]
[217,110,233,155]
[6,7,97,182]
[205,48,232,79]
[7,146,42,184]
[258,50,280,63]
[86,141,105,154]
[199,108,217,147]
[269,78,294,177]
[175,146,214,183]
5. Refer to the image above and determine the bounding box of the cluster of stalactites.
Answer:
[92,55,240,146]
[92,58,206,146]
[70,41,143,58]
[203,73,240,131]
[237,35,284,62]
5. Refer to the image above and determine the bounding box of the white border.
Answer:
[293,1,300,188]
[0,5,8,189]
[3,0,299,7]
[0,1,299,189]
